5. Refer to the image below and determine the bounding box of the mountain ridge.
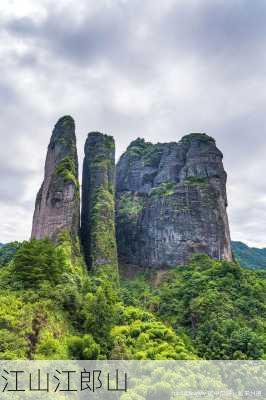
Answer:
[232,241,266,269]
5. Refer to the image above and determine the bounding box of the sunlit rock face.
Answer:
[31,116,80,242]
[116,133,232,268]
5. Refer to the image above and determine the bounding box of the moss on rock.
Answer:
[184,176,208,185]
[118,192,144,217]
[150,182,177,197]
[55,156,79,187]
[181,132,216,144]
[81,132,118,278]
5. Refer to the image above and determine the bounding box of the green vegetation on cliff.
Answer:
[150,182,176,197]
[89,187,118,272]
[181,132,216,144]
[55,155,79,187]
[81,132,118,274]
[118,192,144,217]
[127,138,153,157]
[184,176,208,185]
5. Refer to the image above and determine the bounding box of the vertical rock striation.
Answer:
[31,116,80,242]
[81,132,118,271]
[116,133,233,268]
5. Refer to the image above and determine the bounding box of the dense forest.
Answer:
[2,241,266,270]
[0,237,265,360]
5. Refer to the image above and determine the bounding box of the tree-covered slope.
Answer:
[0,242,21,267]
[121,254,266,360]
[232,241,266,269]
[0,236,265,360]
[0,236,195,360]
[0,235,90,359]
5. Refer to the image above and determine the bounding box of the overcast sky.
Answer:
[0,0,266,247]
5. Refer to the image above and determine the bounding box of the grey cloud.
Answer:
[2,1,163,84]
[4,5,129,66]
[0,0,266,245]
[0,82,18,105]
[5,16,37,36]
[0,163,35,204]
[161,1,266,59]
[4,0,266,80]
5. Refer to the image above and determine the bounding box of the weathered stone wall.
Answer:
[31,116,80,242]
[116,133,232,267]
[81,132,118,270]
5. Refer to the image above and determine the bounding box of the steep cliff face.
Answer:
[81,132,118,271]
[116,133,232,267]
[31,116,80,242]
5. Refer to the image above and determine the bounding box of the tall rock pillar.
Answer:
[31,116,80,242]
[81,132,118,271]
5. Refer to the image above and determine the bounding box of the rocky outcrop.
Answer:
[31,116,80,242]
[81,132,118,271]
[116,133,233,268]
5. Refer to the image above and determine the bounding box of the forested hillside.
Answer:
[232,241,266,269]
[121,254,266,360]
[0,239,265,360]
[0,236,196,360]
[0,242,21,267]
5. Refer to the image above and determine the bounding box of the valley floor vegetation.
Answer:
[0,238,265,360]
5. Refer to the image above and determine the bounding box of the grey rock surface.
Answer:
[31,116,80,242]
[116,133,232,267]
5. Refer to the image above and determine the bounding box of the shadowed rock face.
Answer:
[116,133,233,268]
[81,132,117,270]
[31,116,80,242]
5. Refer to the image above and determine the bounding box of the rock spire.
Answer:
[81,132,118,271]
[31,116,80,242]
